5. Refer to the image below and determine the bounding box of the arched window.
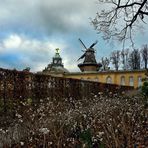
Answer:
[129,76,134,86]
[94,77,99,82]
[80,77,85,87]
[120,76,125,86]
[106,76,112,84]
[138,76,142,87]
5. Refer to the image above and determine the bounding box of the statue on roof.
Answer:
[56,48,60,53]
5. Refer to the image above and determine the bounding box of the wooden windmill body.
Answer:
[77,39,102,72]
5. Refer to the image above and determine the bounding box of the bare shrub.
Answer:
[0,93,147,147]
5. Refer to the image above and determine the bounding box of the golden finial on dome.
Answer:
[55,48,60,54]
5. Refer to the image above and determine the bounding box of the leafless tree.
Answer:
[128,49,141,70]
[101,57,110,71]
[91,0,148,45]
[120,49,130,70]
[141,44,148,69]
[110,50,120,71]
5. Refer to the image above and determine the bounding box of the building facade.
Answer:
[64,70,146,88]
[42,48,146,89]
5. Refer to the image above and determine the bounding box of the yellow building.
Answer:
[65,45,146,89]
[43,48,146,89]
[64,70,146,89]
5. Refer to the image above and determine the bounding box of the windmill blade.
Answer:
[78,38,87,50]
[89,40,98,48]
[77,53,86,61]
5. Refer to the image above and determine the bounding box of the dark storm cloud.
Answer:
[0,0,98,35]
[38,0,92,33]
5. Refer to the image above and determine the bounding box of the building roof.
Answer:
[42,48,69,74]
[64,69,146,76]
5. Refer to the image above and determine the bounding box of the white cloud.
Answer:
[1,34,66,54]
[3,34,22,49]
[0,33,81,72]
[0,34,69,71]
[63,56,79,72]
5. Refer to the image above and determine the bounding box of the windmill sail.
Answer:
[78,38,87,50]
[89,40,98,48]
[77,53,86,61]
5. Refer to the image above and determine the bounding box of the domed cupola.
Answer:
[43,48,69,74]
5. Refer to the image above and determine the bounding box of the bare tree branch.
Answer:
[92,0,148,46]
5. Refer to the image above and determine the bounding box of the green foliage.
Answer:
[79,129,92,148]
[141,81,148,108]
[26,98,32,105]
[0,98,4,112]
[141,81,148,97]
[79,129,105,148]
[0,98,14,113]
[141,70,148,103]
[99,143,105,148]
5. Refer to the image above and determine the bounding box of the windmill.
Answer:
[78,38,98,63]
[77,38,102,72]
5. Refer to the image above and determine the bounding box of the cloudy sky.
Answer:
[0,0,148,72]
